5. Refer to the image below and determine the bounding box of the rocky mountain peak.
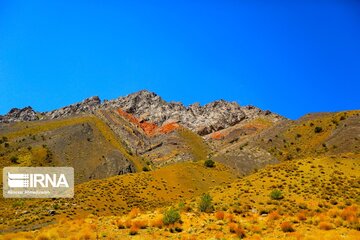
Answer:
[0,91,284,135]
[102,93,249,135]
[84,96,101,106]
[44,96,101,119]
[0,106,38,123]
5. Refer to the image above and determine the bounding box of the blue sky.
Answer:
[0,0,359,119]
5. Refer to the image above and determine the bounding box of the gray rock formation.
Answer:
[101,90,283,135]
[44,96,101,119]
[0,106,38,123]
[90,150,136,179]
[0,90,284,135]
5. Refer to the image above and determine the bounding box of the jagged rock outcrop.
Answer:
[45,96,101,119]
[101,91,247,135]
[0,106,38,123]
[0,90,283,135]
[101,90,283,135]
[240,105,283,121]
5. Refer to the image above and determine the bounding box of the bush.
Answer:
[215,211,225,220]
[132,220,148,229]
[150,218,164,228]
[10,156,19,164]
[204,159,215,168]
[297,212,307,221]
[199,193,213,212]
[128,208,140,219]
[268,211,280,221]
[314,126,323,133]
[280,222,295,232]
[142,166,150,172]
[163,208,181,225]
[270,189,283,200]
[228,223,246,237]
[318,221,334,230]
[129,225,139,235]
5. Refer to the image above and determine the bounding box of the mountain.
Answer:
[0,90,284,136]
[0,90,359,239]
[0,90,284,179]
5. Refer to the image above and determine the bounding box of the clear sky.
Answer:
[0,0,359,119]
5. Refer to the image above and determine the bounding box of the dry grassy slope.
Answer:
[1,111,360,239]
[0,161,236,233]
[253,110,360,161]
[177,128,209,161]
[0,115,144,183]
[211,153,360,213]
[207,117,281,175]
[4,154,359,240]
[142,127,210,168]
[207,111,360,175]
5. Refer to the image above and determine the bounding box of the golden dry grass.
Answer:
[0,161,236,232]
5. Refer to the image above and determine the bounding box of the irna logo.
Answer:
[7,172,69,188]
[3,167,74,198]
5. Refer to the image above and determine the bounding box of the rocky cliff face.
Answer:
[101,90,283,135]
[44,96,101,119]
[101,91,247,135]
[0,90,283,135]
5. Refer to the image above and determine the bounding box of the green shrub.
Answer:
[314,126,323,133]
[270,189,283,200]
[163,208,181,225]
[12,200,24,208]
[204,159,215,168]
[10,156,19,164]
[142,166,150,172]
[199,193,213,212]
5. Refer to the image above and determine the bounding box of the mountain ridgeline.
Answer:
[0,90,283,135]
[1,90,359,182]
[1,90,360,238]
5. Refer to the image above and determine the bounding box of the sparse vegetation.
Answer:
[318,221,334,230]
[204,159,215,168]
[163,208,181,225]
[1,110,360,239]
[215,211,225,220]
[280,221,295,232]
[10,156,19,164]
[270,189,283,200]
[314,126,323,133]
[199,193,213,212]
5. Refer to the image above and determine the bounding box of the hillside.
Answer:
[0,91,359,239]
[208,110,360,174]
[3,154,359,239]
[0,115,140,183]
[0,161,236,233]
